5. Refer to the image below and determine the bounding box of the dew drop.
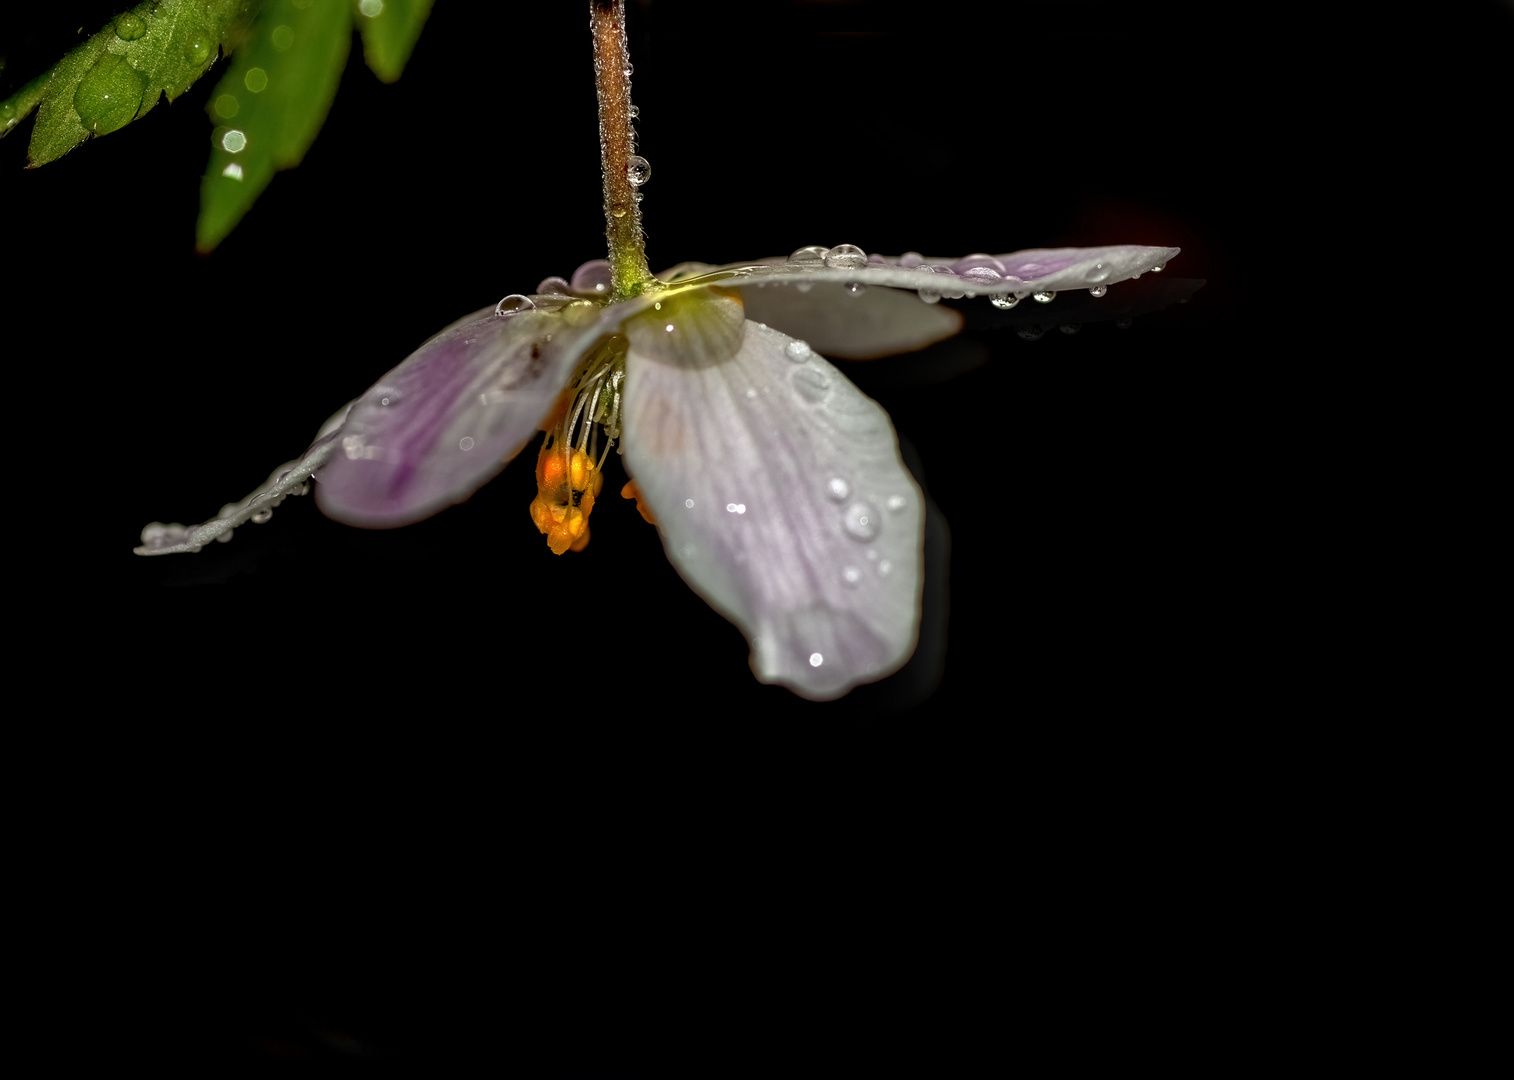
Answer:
[535,276,571,296]
[72,54,146,135]
[918,290,942,305]
[1089,284,1108,298]
[899,252,925,267]
[611,208,626,219]
[569,259,613,295]
[251,509,273,524]
[1151,262,1166,272]
[725,503,747,514]
[784,340,814,363]
[114,12,146,40]
[826,477,851,502]
[185,37,212,66]
[1083,261,1111,284]
[842,500,882,541]
[1,102,15,128]
[1032,290,1056,304]
[990,295,1020,310]
[845,281,866,295]
[809,652,824,668]
[792,367,830,402]
[495,294,536,317]
[877,559,892,577]
[626,155,651,185]
[824,243,868,269]
[629,104,640,118]
[959,265,1003,286]
[953,253,1007,276]
[623,61,634,77]
[685,498,695,508]
[886,495,907,512]
[788,245,829,265]
[842,566,862,588]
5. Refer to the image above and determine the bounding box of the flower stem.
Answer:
[591,0,651,300]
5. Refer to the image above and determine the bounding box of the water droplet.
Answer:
[842,500,881,541]
[626,155,651,185]
[1017,327,1046,341]
[1032,290,1057,304]
[629,104,640,118]
[251,509,272,524]
[244,68,268,93]
[277,470,293,484]
[842,566,862,588]
[1151,262,1166,272]
[792,367,830,402]
[535,276,571,295]
[221,128,247,153]
[990,295,1020,310]
[725,503,747,514]
[886,495,907,512]
[845,281,866,295]
[623,61,634,77]
[824,243,867,269]
[784,340,814,363]
[221,163,243,180]
[953,253,1007,276]
[495,294,536,317]
[877,559,892,577]
[959,266,1003,286]
[459,436,475,450]
[185,37,212,66]
[611,208,626,218]
[1089,284,1108,298]
[570,259,613,295]
[1083,261,1111,284]
[684,498,695,508]
[809,652,824,668]
[788,245,829,265]
[1059,323,1081,335]
[899,252,925,267]
[358,0,384,16]
[826,477,851,502]
[918,289,942,304]
[114,12,146,40]
[72,54,145,135]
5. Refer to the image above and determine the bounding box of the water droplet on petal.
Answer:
[824,243,867,269]
[629,104,640,118]
[1083,261,1111,284]
[459,436,476,450]
[784,340,814,363]
[826,477,851,502]
[845,281,866,295]
[788,245,829,265]
[792,367,830,402]
[1151,262,1166,272]
[73,54,145,135]
[1090,284,1108,298]
[953,253,1007,276]
[899,252,925,267]
[251,509,273,524]
[536,276,571,295]
[877,559,892,577]
[918,289,942,304]
[990,295,1020,310]
[570,259,613,295]
[842,566,862,588]
[1032,290,1057,304]
[842,500,881,541]
[624,61,634,76]
[626,155,651,185]
[886,495,907,512]
[114,12,146,39]
[495,294,536,317]
[959,266,1003,286]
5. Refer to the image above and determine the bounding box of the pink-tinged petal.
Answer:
[622,319,923,701]
[664,244,1179,302]
[313,302,611,528]
[737,280,963,360]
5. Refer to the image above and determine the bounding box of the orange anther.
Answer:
[529,437,603,555]
[621,479,657,526]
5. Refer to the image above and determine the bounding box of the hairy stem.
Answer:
[591,0,650,300]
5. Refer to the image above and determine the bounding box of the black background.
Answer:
[6,0,1504,1073]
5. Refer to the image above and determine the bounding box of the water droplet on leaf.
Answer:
[73,54,146,135]
[627,155,651,185]
[113,12,146,40]
[495,294,536,317]
[185,37,212,66]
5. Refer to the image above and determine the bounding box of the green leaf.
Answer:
[3,1,254,167]
[196,0,352,252]
[352,0,432,83]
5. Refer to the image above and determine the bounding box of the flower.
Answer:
[135,241,1177,699]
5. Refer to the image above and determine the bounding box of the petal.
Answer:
[314,300,612,528]
[665,244,1179,302]
[737,280,963,360]
[622,319,923,701]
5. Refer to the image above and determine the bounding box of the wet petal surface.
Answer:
[314,302,608,528]
[622,320,923,700]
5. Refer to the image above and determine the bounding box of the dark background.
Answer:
[7,0,1503,1073]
